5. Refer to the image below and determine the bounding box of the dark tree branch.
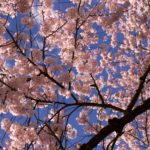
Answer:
[25,95,125,113]
[90,73,105,105]
[0,79,17,91]
[79,98,150,150]
[126,64,150,112]
[106,132,123,150]
[45,122,65,150]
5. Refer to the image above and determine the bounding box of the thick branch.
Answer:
[126,64,150,112]
[79,98,150,150]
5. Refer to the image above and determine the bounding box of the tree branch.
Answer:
[90,73,105,105]
[126,64,150,112]
[79,98,150,150]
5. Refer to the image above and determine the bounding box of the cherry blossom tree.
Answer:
[0,0,150,149]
